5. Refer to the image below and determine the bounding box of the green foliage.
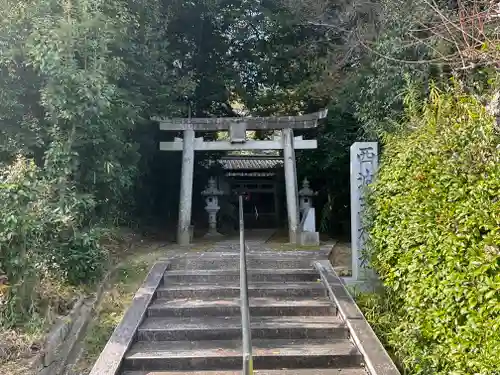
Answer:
[51,228,107,285]
[367,86,500,374]
[0,0,196,223]
[0,150,107,326]
[0,0,189,328]
[355,291,404,370]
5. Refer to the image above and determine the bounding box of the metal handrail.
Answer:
[239,194,253,375]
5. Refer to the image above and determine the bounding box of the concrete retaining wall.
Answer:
[32,269,112,375]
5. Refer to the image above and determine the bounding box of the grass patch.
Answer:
[73,247,166,374]
[0,276,86,375]
[355,291,405,373]
[0,230,163,375]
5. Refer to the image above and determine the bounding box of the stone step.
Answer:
[122,338,364,371]
[164,251,329,259]
[169,258,314,270]
[148,297,334,317]
[156,282,326,299]
[137,315,347,341]
[122,368,367,375]
[163,269,319,283]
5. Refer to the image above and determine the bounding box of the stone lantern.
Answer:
[298,178,319,246]
[299,178,317,214]
[201,177,224,236]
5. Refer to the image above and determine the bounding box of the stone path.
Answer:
[201,229,276,252]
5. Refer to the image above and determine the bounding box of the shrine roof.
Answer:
[204,156,283,171]
[220,157,283,170]
[226,172,276,177]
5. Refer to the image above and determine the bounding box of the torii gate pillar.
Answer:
[178,129,195,245]
[283,129,300,244]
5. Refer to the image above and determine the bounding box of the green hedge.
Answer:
[367,87,500,375]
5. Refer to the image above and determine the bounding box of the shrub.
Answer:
[0,155,107,327]
[52,228,107,285]
[367,86,500,375]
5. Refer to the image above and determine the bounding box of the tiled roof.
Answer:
[219,157,283,170]
[226,172,276,177]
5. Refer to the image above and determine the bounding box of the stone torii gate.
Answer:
[153,110,327,245]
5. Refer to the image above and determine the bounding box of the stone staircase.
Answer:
[118,251,367,375]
